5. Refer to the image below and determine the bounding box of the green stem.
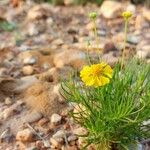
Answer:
[86,41,91,65]
[93,19,101,61]
[93,19,98,46]
[121,19,128,69]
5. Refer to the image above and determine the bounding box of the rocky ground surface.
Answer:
[0,0,150,149]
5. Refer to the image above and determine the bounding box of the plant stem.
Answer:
[86,41,91,65]
[93,19,101,61]
[121,19,128,69]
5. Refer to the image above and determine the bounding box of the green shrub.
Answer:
[61,58,150,149]
[0,21,16,32]
[38,0,150,6]
[40,0,104,5]
[73,0,104,5]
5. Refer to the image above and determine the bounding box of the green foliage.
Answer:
[73,0,87,5]
[38,0,150,6]
[61,58,150,149]
[41,0,104,5]
[73,0,104,5]
[51,0,64,5]
[0,21,16,32]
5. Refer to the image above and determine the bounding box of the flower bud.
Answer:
[89,12,97,20]
[122,11,133,20]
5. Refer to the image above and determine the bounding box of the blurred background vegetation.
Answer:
[36,0,150,6]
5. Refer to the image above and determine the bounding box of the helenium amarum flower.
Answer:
[122,11,133,20]
[80,62,113,87]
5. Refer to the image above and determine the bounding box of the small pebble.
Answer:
[5,97,13,105]
[127,35,140,45]
[22,65,34,75]
[16,129,34,142]
[51,113,62,125]
[53,130,66,139]
[38,118,49,126]
[68,135,77,142]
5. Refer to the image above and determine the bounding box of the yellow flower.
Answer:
[122,11,133,20]
[80,62,113,87]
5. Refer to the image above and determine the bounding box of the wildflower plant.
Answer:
[121,11,133,69]
[61,11,150,150]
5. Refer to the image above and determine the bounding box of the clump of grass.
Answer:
[39,0,104,5]
[62,58,150,149]
[61,10,150,150]
[0,20,16,32]
[37,0,150,6]
[73,0,104,5]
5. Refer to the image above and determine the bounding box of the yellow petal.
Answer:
[103,65,113,78]
[80,66,91,77]
[80,62,113,87]
[85,78,95,86]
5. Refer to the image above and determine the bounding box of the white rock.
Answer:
[46,17,53,25]
[127,35,140,45]
[53,130,66,139]
[51,113,62,125]
[5,97,12,105]
[23,56,37,65]
[100,0,122,19]
[68,135,77,142]
[16,129,34,142]
[43,63,51,70]
[27,23,39,36]
[19,45,31,52]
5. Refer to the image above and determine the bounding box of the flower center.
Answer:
[93,67,102,76]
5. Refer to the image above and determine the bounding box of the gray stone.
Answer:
[127,35,140,45]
